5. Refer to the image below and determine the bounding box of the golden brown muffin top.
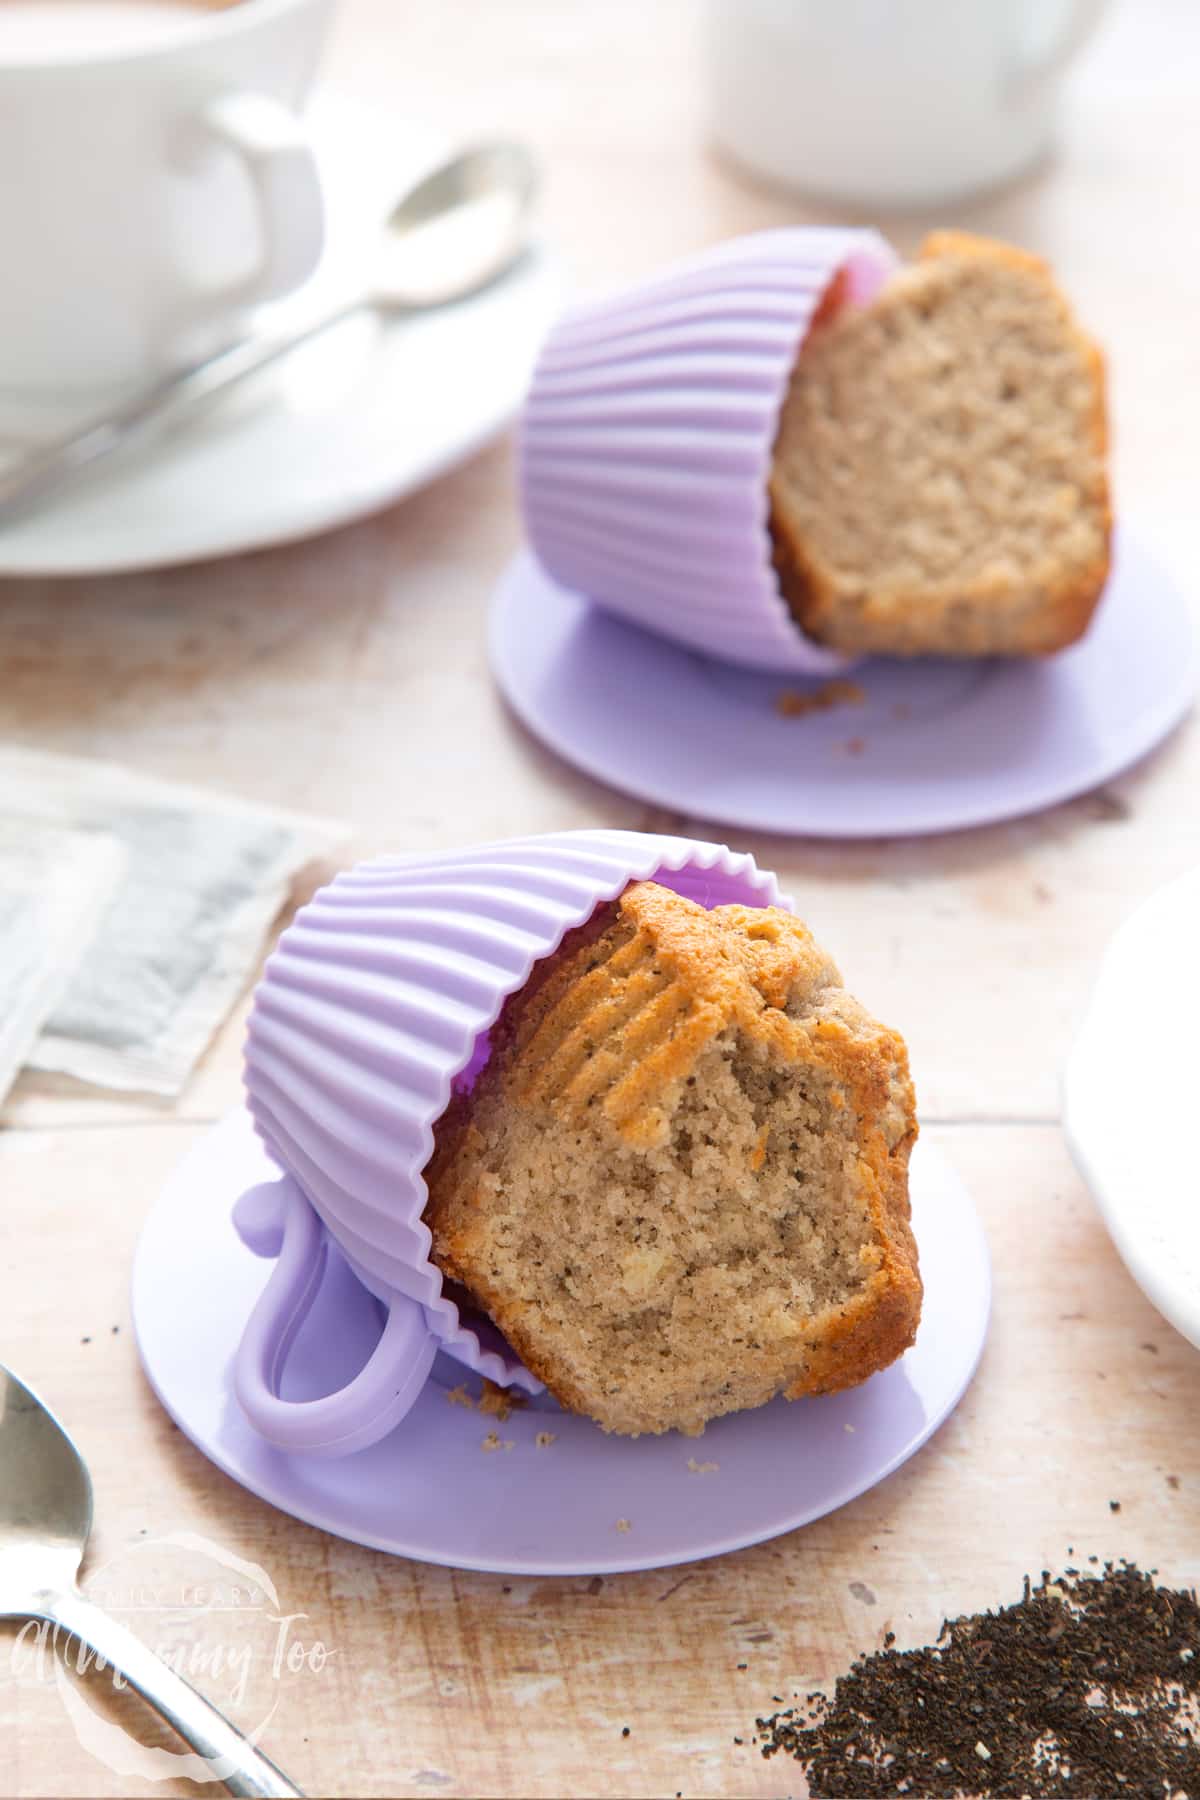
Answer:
[496,880,871,1149]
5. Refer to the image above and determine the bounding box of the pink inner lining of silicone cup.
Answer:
[841,246,894,309]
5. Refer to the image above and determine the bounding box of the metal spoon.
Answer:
[0,1363,302,1798]
[0,140,539,523]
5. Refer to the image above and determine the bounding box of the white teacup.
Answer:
[0,0,332,433]
[705,0,1110,210]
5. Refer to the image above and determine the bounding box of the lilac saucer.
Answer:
[489,527,1196,839]
[132,1111,989,1575]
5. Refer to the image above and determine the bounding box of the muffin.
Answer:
[237,829,825,1456]
[770,231,1111,658]
[521,227,1111,672]
[424,879,920,1437]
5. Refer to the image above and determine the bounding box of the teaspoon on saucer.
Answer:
[0,140,539,523]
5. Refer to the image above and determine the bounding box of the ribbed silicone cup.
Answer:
[244,829,788,1385]
[520,227,898,675]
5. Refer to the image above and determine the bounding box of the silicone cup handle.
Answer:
[178,90,326,309]
[232,1176,437,1457]
[1006,0,1109,105]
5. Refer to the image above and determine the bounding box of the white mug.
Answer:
[705,0,1110,209]
[0,0,332,432]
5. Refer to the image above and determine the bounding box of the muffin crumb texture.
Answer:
[423,881,920,1437]
[770,230,1110,658]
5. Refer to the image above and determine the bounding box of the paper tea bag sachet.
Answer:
[0,818,124,1112]
[0,746,346,1096]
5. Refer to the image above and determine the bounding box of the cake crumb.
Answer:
[479,1379,527,1422]
[616,1518,632,1534]
[446,1385,474,1410]
[422,876,917,1440]
[687,1458,719,1475]
[844,737,866,756]
[776,679,865,719]
[535,1431,557,1449]
[482,1431,516,1452]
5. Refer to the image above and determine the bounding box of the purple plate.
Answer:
[489,529,1196,838]
[132,1111,989,1575]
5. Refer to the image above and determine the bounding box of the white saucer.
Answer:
[1064,866,1200,1352]
[132,1111,990,1575]
[0,97,561,576]
[490,529,1196,839]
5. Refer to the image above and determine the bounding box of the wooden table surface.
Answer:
[4,2,1200,1795]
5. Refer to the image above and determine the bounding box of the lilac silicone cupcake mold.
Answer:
[235,829,788,1456]
[519,227,898,675]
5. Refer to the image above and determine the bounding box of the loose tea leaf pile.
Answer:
[756,1562,1200,1798]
